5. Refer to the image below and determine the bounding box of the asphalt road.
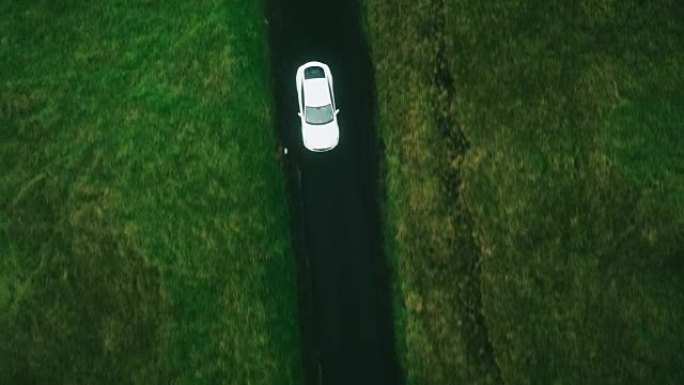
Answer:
[267,1,401,384]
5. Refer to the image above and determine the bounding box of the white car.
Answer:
[296,61,340,152]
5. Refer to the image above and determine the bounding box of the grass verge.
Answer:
[364,0,684,383]
[1,1,301,383]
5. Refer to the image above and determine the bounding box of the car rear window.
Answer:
[304,66,325,79]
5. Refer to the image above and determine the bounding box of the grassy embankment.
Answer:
[364,0,684,383]
[1,1,301,383]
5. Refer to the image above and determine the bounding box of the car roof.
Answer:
[303,78,331,107]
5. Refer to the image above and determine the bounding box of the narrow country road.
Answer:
[268,1,401,384]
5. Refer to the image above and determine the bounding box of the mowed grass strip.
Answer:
[1,1,301,383]
[364,0,501,383]
[364,0,684,384]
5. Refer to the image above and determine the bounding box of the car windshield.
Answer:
[305,104,334,125]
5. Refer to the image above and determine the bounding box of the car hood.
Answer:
[302,121,339,151]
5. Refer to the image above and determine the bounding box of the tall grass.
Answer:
[364,0,684,383]
[1,1,302,383]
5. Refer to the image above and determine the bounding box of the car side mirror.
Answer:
[335,109,340,115]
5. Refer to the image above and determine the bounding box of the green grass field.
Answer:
[0,1,301,383]
[364,0,684,383]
